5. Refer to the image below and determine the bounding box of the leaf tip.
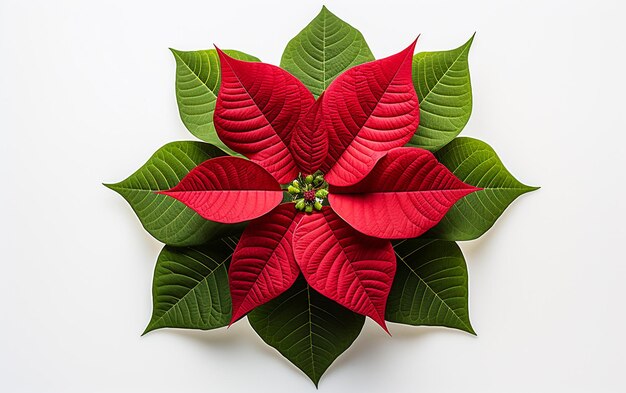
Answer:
[407,36,419,54]
[103,182,120,192]
[303,368,322,388]
[465,33,476,48]
[519,184,540,195]
[141,323,156,336]
[299,370,321,388]
[375,317,391,335]
[318,5,333,17]
[462,183,483,196]
[228,311,242,328]
[214,45,232,65]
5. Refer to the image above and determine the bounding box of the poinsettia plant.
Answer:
[106,6,537,386]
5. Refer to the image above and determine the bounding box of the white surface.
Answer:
[1,0,625,391]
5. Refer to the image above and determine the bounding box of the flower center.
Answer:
[287,172,329,213]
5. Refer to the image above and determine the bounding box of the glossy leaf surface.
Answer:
[105,142,242,246]
[280,6,375,98]
[407,36,474,151]
[386,239,474,334]
[144,237,239,334]
[248,278,365,386]
[428,137,538,240]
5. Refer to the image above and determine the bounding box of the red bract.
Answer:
[290,96,327,175]
[321,40,420,186]
[158,157,283,223]
[293,207,396,331]
[228,204,302,324]
[160,42,479,330]
[213,48,315,183]
[329,147,481,239]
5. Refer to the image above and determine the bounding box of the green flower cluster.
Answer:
[287,173,329,213]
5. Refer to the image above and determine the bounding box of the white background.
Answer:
[1,0,625,391]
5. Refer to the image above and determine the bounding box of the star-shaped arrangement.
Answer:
[106,6,537,386]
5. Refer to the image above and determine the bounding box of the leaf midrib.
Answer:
[418,43,471,103]
[221,55,292,153]
[394,250,472,332]
[321,9,327,91]
[332,188,475,196]
[148,252,231,329]
[233,222,295,318]
[173,50,218,97]
[323,213,384,322]
[334,47,415,165]
[305,284,318,383]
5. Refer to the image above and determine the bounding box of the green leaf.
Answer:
[248,278,365,387]
[280,6,374,98]
[143,237,238,334]
[171,48,260,153]
[386,239,474,334]
[105,141,245,246]
[428,137,538,240]
[407,35,474,151]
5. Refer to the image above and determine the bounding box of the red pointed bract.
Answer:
[228,204,303,324]
[329,147,480,239]
[289,95,328,175]
[159,156,283,223]
[214,48,315,183]
[321,40,420,186]
[293,208,396,331]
